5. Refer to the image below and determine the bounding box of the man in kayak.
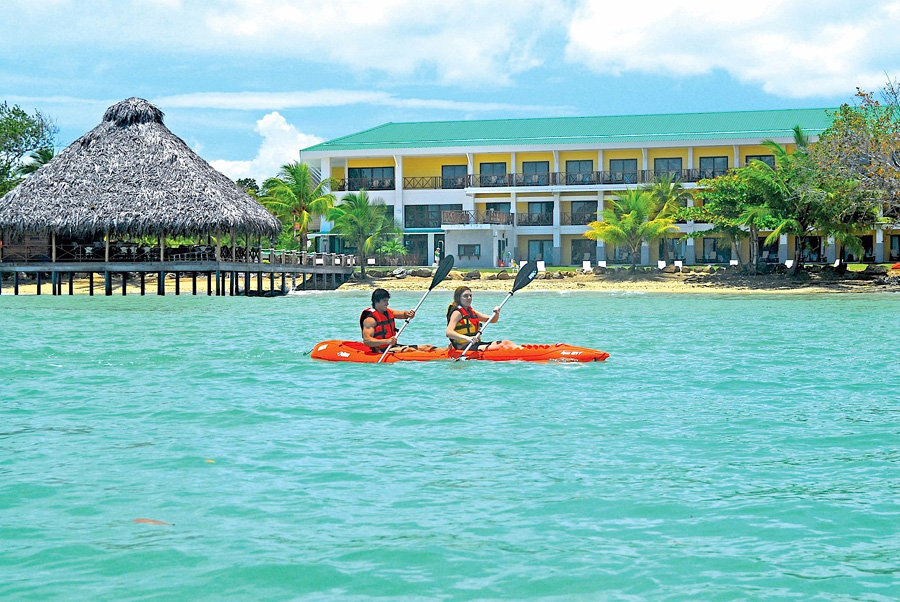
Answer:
[361,288,435,353]
[446,286,519,351]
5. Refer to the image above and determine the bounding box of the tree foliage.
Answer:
[813,79,900,215]
[258,162,336,251]
[236,177,260,195]
[583,186,679,270]
[0,101,57,195]
[327,190,399,278]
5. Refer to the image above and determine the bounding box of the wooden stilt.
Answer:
[291,272,296,291]
[257,271,263,295]
[245,271,250,296]
[192,273,197,296]
[175,272,180,296]
[69,272,74,295]
[281,272,286,293]
[122,272,127,296]
[207,271,212,296]
[140,272,145,296]
[14,271,20,295]
[36,272,42,295]
[270,271,274,292]
[105,271,111,296]
[89,272,93,296]
[158,271,165,296]
[215,269,221,296]
[302,273,307,290]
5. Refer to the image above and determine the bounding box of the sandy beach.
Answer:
[338,268,900,295]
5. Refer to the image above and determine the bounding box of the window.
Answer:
[485,202,510,212]
[347,166,394,190]
[654,158,683,178]
[569,200,597,225]
[566,160,594,184]
[479,162,507,186]
[745,155,775,168]
[608,158,637,184]
[442,164,466,189]
[528,240,553,263]
[701,238,729,262]
[699,156,728,178]
[458,244,481,258]
[405,204,462,228]
[659,238,686,261]
[571,239,596,264]
[522,161,550,186]
[891,235,900,261]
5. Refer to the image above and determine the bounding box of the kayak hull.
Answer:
[310,340,610,363]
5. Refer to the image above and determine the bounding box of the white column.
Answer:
[466,153,474,177]
[641,148,648,171]
[778,233,789,262]
[825,235,837,263]
[597,150,603,175]
[552,150,559,175]
[687,147,694,169]
[510,152,516,178]
[875,227,885,262]
[733,145,740,169]
[393,155,404,227]
[552,192,561,265]
[321,158,332,191]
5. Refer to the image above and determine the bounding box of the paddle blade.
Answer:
[512,261,539,293]
[429,254,455,290]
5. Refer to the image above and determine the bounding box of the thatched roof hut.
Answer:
[0,97,281,239]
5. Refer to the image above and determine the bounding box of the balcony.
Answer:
[404,176,466,190]
[516,213,553,226]
[442,210,514,226]
[561,211,598,226]
[333,177,395,191]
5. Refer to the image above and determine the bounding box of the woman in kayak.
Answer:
[361,288,434,353]
[446,286,518,351]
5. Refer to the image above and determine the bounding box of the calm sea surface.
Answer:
[1,290,899,601]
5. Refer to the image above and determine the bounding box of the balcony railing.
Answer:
[516,213,553,226]
[403,176,466,190]
[333,177,395,191]
[561,211,598,226]
[442,210,515,226]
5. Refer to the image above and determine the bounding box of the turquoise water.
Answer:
[1,290,899,600]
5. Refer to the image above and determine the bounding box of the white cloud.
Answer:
[1,0,568,86]
[564,0,900,98]
[208,112,322,184]
[155,90,572,114]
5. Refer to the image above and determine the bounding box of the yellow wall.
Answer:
[515,152,553,172]
[348,158,395,168]
[332,166,345,179]
[693,146,732,169]
[559,151,597,170]
[603,150,641,169]
[403,156,465,178]
[474,153,511,171]
[648,148,688,163]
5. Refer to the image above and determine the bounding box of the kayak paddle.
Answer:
[377,254,456,363]
[455,261,539,361]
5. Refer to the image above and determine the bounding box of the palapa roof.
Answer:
[0,97,282,238]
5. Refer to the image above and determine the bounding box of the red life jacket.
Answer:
[360,307,397,350]
[447,304,480,336]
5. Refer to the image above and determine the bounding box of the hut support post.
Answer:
[105,271,111,296]
[291,272,295,291]
[281,273,286,292]
[215,268,221,296]
[245,271,250,296]
[158,271,165,296]
[14,271,19,295]
[122,272,127,296]
[140,272,145,296]
[207,272,212,296]
[51,271,57,296]
[69,272,74,295]
[257,271,262,295]
[216,230,221,261]
[175,272,180,295]
[105,234,110,262]
[192,273,197,295]
[89,272,93,296]
[160,234,165,262]
[52,232,56,263]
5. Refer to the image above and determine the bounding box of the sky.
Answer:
[2,0,900,184]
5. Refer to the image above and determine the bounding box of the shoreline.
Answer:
[337,269,900,295]
[2,270,898,296]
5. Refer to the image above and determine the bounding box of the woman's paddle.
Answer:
[455,261,539,361]
[377,254,456,363]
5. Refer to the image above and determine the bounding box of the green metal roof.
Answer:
[303,108,834,153]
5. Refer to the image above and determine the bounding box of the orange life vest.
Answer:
[360,307,397,350]
[447,304,480,336]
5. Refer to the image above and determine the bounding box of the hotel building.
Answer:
[300,109,899,268]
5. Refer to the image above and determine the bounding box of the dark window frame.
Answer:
[699,156,729,177]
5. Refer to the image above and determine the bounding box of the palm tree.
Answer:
[14,147,54,177]
[646,173,693,214]
[377,237,407,266]
[259,162,336,251]
[327,190,398,278]
[584,188,679,270]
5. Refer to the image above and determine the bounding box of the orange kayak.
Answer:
[310,340,610,363]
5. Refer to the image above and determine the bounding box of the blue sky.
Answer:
[3,0,900,184]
